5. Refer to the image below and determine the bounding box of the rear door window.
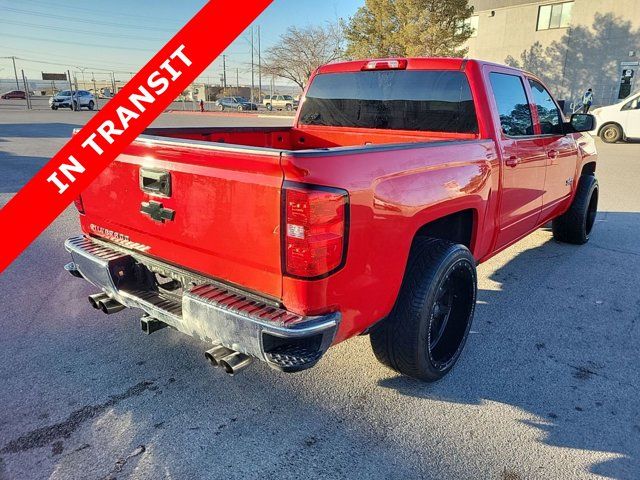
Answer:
[528,79,562,134]
[489,73,534,136]
[298,70,478,133]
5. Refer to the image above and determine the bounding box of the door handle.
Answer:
[547,149,558,159]
[505,156,520,167]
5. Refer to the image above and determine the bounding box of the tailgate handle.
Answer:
[140,169,171,197]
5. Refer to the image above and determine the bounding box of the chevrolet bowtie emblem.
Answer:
[140,201,175,223]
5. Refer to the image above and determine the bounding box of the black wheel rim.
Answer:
[428,261,475,370]
[585,187,598,235]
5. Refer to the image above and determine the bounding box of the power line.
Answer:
[2,33,156,52]
[0,19,167,42]
[0,45,144,69]
[1,6,177,32]
[8,56,132,73]
[9,0,184,25]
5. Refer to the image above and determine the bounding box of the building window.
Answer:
[458,15,479,37]
[537,2,573,30]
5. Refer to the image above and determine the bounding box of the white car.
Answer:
[49,90,96,111]
[590,91,640,143]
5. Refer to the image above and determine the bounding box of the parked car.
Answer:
[64,58,598,381]
[215,96,257,111]
[263,94,298,111]
[1,90,26,100]
[49,90,96,110]
[589,91,640,143]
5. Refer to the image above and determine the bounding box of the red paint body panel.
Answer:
[77,58,597,345]
[80,139,285,299]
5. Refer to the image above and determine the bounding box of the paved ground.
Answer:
[0,110,638,480]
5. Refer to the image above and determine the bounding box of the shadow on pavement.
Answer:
[379,212,640,479]
[0,153,50,193]
[0,123,81,138]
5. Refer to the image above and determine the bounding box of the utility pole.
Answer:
[236,68,239,95]
[11,56,19,90]
[258,25,262,103]
[21,70,31,109]
[222,54,227,89]
[250,26,255,104]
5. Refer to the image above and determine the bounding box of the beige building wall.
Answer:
[465,0,640,106]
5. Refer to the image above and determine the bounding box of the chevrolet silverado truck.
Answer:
[64,58,598,381]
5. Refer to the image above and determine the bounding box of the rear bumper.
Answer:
[64,235,339,372]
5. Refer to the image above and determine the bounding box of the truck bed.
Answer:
[144,126,477,152]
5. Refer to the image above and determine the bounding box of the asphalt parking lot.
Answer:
[0,109,639,480]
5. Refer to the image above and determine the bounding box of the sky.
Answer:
[0,0,362,87]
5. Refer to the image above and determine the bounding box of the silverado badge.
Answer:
[140,201,175,223]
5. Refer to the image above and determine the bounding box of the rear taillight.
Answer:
[283,183,348,279]
[73,195,85,214]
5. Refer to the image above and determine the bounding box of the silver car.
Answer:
[49,90,96,110]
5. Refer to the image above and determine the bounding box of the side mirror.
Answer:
[567,113,595,133]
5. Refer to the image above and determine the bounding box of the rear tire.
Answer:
[88,101,94,111]
[370,238,477,381]
[286,104,293,111]
[552,175,598,244]
[218,104,224,111]
[266,103,272,111]
[600,124,622,143]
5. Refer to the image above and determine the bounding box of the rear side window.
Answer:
[489,72,534,136]
[528,79,562,134]
[299,70,478,133]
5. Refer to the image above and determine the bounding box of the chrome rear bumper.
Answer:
[65,235,339,372]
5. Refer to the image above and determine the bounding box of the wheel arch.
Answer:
[581,161,596,176]
[412,208,476,252]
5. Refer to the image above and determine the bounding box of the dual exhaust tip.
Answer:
[205,345,253,375]
[88,293,252,375]
[88,293,125,315]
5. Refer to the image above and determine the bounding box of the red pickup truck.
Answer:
[65,58,598,381]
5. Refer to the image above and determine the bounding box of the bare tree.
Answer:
[263,23,344,90]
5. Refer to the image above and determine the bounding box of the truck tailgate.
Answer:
[79,139,284,300]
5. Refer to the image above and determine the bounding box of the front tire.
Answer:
[266,103,272,111]
[51,105,58,110]
[88,101,94,111]
[600,124,622,143]
[552,175,598,244]
[370,238,477,381]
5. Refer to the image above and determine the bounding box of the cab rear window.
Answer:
[298,70,478,133]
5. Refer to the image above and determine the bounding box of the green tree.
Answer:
[343,0,475,58]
